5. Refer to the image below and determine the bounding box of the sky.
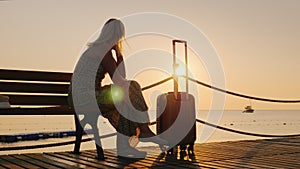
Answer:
[0,0,300,110]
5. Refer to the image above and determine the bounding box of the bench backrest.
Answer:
[0,69,72,107]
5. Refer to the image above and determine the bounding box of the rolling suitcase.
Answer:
[156,40,196,154]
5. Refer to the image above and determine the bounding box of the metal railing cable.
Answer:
[148,121,300,138]
[1,75,299,151]
[195,119,300,138]
[181,75,300,103]
[141,76,173,91]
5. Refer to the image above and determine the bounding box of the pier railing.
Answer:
[1,75,299,151]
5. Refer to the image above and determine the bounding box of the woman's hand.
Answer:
[112,45,122,58]
[110,44,126,79]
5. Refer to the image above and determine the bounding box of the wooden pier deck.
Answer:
[0,137,299,168]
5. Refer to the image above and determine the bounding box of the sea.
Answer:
[0,110,299,155]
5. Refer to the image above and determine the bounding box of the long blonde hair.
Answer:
[90,18,125,52]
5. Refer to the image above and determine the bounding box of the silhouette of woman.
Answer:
[70,18,167,158]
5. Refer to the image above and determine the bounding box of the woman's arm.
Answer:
[101,49,126,85]
[115,49,126,79]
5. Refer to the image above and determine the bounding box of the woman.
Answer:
[71,18,167,158]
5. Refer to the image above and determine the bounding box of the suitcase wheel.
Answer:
[180,145,187,151]
[179,150,187,160]
[187,143,194,155]
[167,147,174,155]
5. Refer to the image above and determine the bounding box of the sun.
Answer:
[174,63,186,76]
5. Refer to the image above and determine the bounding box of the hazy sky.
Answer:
[1,0,299,110]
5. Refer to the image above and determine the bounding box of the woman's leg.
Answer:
[97,85,146,158]
[116,114,146,158]
[116,133,146,158]
[127,81,168,147]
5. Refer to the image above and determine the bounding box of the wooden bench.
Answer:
[0,69,104,160]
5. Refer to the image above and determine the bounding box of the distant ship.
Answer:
[243,100,254,113]
[243,105,254,113]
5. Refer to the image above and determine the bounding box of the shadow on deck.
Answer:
[0,137,299,168]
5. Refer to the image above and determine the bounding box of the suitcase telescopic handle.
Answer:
[172,39,189,100]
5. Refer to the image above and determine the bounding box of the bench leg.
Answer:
[74,114,105,160]
[91,118,105,160]
[95,136,105,160]
[74,114,83,154]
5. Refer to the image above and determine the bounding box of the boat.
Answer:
[243,99,254,113]
[243,105,254,113]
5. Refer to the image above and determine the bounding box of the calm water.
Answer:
[0,110,299,155]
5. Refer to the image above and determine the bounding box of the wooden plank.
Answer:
[143,146,221,168]
[42,153,86,169]
[0,69,72,82]
[0,158,25,169]
[25,154,79,169]
[81,151,147,168]
[45,152,109,168]
[7,95,68,106]
[246,155,300,168]
[0,137,299,168]
[58,151,122,168]
[137,151,200,168]
[13,154,61,169]
[200,161,240,169]
[210,159,272,169]
[1,155,40,169]
[0,106,74,115]
[44,153,92,168]
[84,150,153,168]
[0,82,69,94]
[220,140,299,158]
[82,150,153,168]
[102,148,211,169]
[268,155,300,166]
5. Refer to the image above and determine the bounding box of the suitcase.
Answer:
[156,40,196,154]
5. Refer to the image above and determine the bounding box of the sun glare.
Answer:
[175,63,186,76]
[111,86,124,103]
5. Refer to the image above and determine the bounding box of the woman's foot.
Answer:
[117,133,146,158]
[159,144,167,152]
